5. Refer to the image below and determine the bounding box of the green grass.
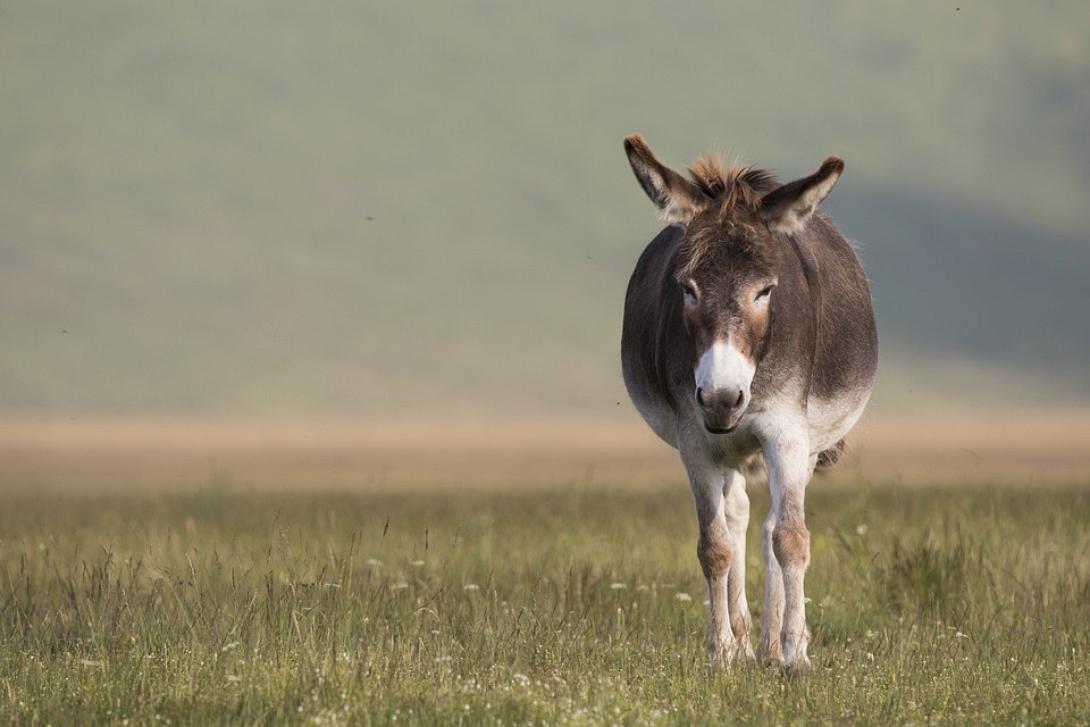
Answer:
[2,484,1089,724]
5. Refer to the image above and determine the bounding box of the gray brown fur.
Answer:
[621,137,877,454]
[619,134,877,671]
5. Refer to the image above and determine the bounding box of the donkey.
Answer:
[620,135,877,673]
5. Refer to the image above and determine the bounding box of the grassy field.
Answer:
[2,481,1089,725]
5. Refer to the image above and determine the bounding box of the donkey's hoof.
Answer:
[757,641,783,668]
[709,635,753,668]
[707,645,739,669]
[718,642,756,669]
[738,641,757,664]
[761,655,784,670]
[781,654,813,678]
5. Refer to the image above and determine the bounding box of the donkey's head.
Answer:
[624,135,844,433]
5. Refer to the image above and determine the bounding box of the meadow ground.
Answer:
[2,480,1090,725]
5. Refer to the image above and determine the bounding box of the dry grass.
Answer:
[2,410,1089,494]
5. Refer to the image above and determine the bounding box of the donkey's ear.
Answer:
[624,135,708,224]
[759,156,845,234]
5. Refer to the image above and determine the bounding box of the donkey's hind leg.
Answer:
[723,470,754,660]
[758,507,785,665]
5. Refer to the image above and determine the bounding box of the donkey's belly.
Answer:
[807,385,872,454]
[622,360,678,448]
[630,393,678,448]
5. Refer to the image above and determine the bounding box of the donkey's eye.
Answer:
[681,283,699,305]
[755,285,774,302]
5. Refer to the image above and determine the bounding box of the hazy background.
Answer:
[3,1,1089,427]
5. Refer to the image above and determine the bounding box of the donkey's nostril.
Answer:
[696,387,705,406]
[734,389,745,407]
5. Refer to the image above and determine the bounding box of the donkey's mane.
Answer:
[686,155,778,212]
[676,155,780,279]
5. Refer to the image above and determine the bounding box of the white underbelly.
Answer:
[630,393,678,449]
[807,387,872,453]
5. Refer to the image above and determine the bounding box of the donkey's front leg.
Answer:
[683,455,737,665]
[763,429,816,674]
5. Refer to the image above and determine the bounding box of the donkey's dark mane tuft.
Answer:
[674,155,780,280]
[686,155,779,212]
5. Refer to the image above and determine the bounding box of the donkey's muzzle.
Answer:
[696,387,747,434]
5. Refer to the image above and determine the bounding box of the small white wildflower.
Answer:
[323,582,341,589]
[675,592,692,602]
[610,583,626,590]
[434,656,452,662]
[221,641,239,652]
[955,631,969,640]
[410,560,426,567]
[856,524,868,536]
[226,675,241,683]
[463,583,479,591]
[391,581,409,590]
[366,558,384,567]
[513,673,530,686]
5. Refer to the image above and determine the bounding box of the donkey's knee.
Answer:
[771,524,810,571]
[762,510,776,544]
[723,478,750,528]
[697,520,733,579]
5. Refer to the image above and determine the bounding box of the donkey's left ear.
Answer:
[759,157,845,234]
[624,134,709,224]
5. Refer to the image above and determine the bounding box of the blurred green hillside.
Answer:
[2,1,1088,416]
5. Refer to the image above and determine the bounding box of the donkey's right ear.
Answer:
[759,156,844,234]
[624,135,708,224]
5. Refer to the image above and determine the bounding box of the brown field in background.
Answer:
[2,409,1089,494]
